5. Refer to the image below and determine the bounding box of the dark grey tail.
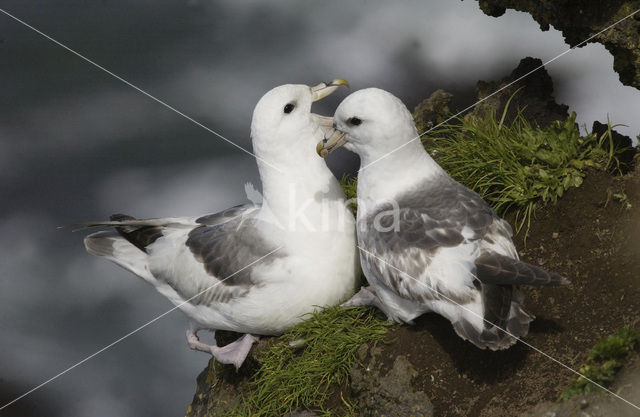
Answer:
[110,214,163,253]
[452,286,533,350]
[451,251,565,350]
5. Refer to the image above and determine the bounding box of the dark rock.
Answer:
[592,120,637,173]
[350,344,434,417]
[413,89,454,133]
[473,57,569,128]
[186,359,247,417]
[186,334,273,417]
[475,0,640,90]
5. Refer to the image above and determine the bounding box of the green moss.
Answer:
[339,174,358,215]
[613,192,632,210]
[561,326,640,399]
[421,100,623,233]
[226,306,391,416]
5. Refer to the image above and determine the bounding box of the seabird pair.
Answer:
[83,83,567,369]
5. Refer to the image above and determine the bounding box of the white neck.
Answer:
[254,129,350,233]
[356,141,446,216]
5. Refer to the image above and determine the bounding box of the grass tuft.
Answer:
[228,306,391,416]
[561,326,640,399]
[340,174,358,214]
[423,103,622,233]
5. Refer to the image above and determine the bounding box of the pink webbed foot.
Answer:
[186,327,259,370]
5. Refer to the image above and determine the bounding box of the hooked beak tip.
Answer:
[329,78,349,88]
[311,78,349,102]
[316,141,329,158]
[316,129,346,158]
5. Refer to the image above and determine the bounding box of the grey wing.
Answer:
[161,205,283,305]
[85,204,280,306]
[359,178,503,303]
[186,211,274,287]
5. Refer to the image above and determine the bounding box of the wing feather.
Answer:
[84,204,277,306]
[475,251,570,286]
[164,204,280,305]
[360,177,499,303]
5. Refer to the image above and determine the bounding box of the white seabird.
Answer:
[317,88,568,350]
[83,80,359,368]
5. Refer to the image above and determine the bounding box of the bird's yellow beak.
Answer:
[310,78,349,102]
[316,129,346,158]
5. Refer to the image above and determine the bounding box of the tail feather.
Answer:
[482,284,512,331]
[84,230,155,282]
[452,287,533,350]
[84,230,118,258]
[73,216,195,231]
[109,214,164,253]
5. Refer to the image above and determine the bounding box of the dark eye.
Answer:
[349,117,362,126]
[284,103,295,114]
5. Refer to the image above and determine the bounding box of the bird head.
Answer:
[251,79,349,161]
[316,88,419,161]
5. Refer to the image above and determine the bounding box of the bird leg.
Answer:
[341,286,380,307]
[210,333,259,369]
[186,326,259,370]
[186,327,214,353]
[341,286,404,322]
